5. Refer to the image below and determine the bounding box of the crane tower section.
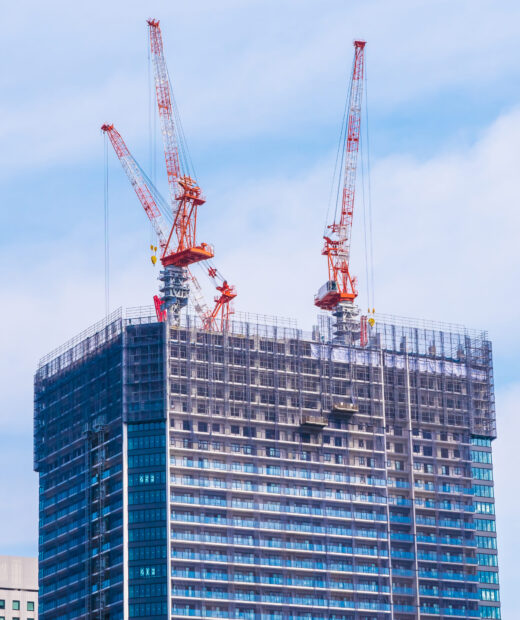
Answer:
[315,40,366,325]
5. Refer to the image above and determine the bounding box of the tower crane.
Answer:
[101,19,237,329]
[101,123,235,330]
[314,40,366,341]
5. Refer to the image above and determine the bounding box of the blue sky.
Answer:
[1,0,519,614]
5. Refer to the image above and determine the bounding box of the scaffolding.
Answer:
[162,309,494,619]
[34,306,498,620]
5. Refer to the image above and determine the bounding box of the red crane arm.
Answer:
[147,19,212,269]
[315,40,366,311]
[147,19,181,202]
[335,40,365,264]
[101,123,168,248]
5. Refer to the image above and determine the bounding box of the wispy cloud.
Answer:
[370,107,520,350]
[2,0,520,176]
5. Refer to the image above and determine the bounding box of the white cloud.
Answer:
[0,73,145,175]
[2,0,520,175]
[369,107,520,356]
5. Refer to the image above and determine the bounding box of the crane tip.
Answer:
[101,123,113,132]
[147,18,160,27]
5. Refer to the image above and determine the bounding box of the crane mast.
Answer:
[315,40,366,339]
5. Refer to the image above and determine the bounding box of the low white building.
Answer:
[0,556,37,620]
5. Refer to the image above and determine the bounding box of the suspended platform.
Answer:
[162,244,214,268]
[299,416,328,432]
[330,400,359,419]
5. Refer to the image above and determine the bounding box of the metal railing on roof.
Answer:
[36,306,491,376]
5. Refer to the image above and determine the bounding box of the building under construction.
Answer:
[34,18,501,620]
[34,308,499,619]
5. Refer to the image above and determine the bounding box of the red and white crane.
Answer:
[147,18,213,269]
[314,40,367,340]
[102,19,237,329]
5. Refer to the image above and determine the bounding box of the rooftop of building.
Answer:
[0,555,38,591]
[36,305,490,378]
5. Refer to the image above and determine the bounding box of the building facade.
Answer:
[34,307,500,619]
[0,555,38,620]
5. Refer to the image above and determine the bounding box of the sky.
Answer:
[1,0,519,613]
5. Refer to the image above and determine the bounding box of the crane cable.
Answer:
[365,65,376,315]
[361,128,371,314]
[148,35,157,249]
[358,62,376,319]
[103,132,110,316]
[325,55,355,237]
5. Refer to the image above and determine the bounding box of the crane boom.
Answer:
[101,123,167,248]
[147,18,181,200]
[147,18,212,269]
[315,40,366,311]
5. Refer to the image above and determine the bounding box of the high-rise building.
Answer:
[0,555,38,619]
[34,307,500,620]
